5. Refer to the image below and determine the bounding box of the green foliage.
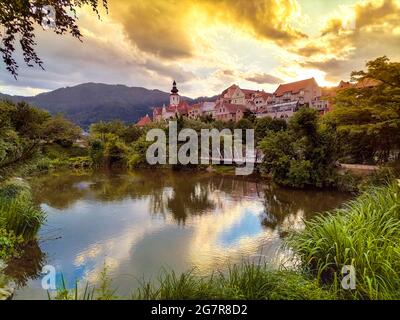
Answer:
[103,134,129,167]
[0,228,23,260]
[259,108,338,188]
[40,114,82,147]
[0,179,45,243]
[50,265,117,300]
[90,120,126,142]
[254,117,287,143]
[127,136,153,168]
[0,100,82,179]
[325,56,400,164]
[133,264,335,300]
[89,139,105,167]
[287,181,400,299]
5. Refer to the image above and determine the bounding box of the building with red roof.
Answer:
[214,101,248,122]
[136,114,152,127]
[273,78,321,106]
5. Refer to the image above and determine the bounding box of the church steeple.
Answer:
[171,80,179,94]
[170,80,180,106]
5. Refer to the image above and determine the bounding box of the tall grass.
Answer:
[0,179,45,242]
[287,181,400,299]
[133,264,335,300]
[50,263,335,300]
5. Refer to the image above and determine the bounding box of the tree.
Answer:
[325,56,400,163]
[254,116,287,144]
[89,120,126,142]
[0,100,84,178]
[40,114,82,147]
[259,108,337,188]
[0,0,107,77]
[0,101,50,177]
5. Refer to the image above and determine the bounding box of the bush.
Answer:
[67,157,92,169]
[259,108,338,188]
[0,228,23,260]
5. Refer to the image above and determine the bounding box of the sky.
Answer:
[0,0,399,98]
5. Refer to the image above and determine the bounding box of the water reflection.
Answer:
[4,241,46,287]
[13,170,350,299]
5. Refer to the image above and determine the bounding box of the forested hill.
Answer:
[0,83,216,128]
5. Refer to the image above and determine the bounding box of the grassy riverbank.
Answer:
[0,180,44,263]
[0,179,45,299]
[288,180,400,300]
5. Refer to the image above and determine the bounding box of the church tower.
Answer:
[170,80,180,107]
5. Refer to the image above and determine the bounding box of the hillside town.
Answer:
[136,77,379,126]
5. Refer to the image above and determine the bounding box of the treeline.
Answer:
[0,100,82,178]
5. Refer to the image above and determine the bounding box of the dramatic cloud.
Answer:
[245,73,283,84]
[292,0,400,82]
[109,0,305,60]
[0,0,399,96]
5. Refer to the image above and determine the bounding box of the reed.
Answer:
[0,179,45,242]
[287,181,400,299]
[132,264,335,300]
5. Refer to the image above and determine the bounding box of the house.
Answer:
[188,103,202,119]
[218,84,260,106]
[214,102,247,122]
[320,78,381,113]
[187,101,217,119]
[256,101,299,120]
[153,107,163,122]
[137,114,152,127]
[201,101,217,117]
[273,78,321,107]
[251,91,273,113]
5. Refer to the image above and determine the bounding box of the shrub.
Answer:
[0,228,23,260]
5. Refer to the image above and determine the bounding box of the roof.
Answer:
[218,102,248,114]
[355,78,381,88]
[241,89,258,99]
[221,84,239,97]
[165,100,189,114]
[274,78,317,97]
[335,78,381,91]
[153,107,162,115]
[188,103,201,111]
[137,115,152,127]
[254,91,272,99]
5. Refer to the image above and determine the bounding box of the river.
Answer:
[7,169,351,299]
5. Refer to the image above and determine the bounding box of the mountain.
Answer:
[0,83,215,128]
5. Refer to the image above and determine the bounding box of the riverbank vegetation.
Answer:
[288,180,400,299]
[0,179,45,260]
[0,101,80,296]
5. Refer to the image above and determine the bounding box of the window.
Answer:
[299,90,304,96]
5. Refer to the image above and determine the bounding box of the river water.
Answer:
[7,169,350,299]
